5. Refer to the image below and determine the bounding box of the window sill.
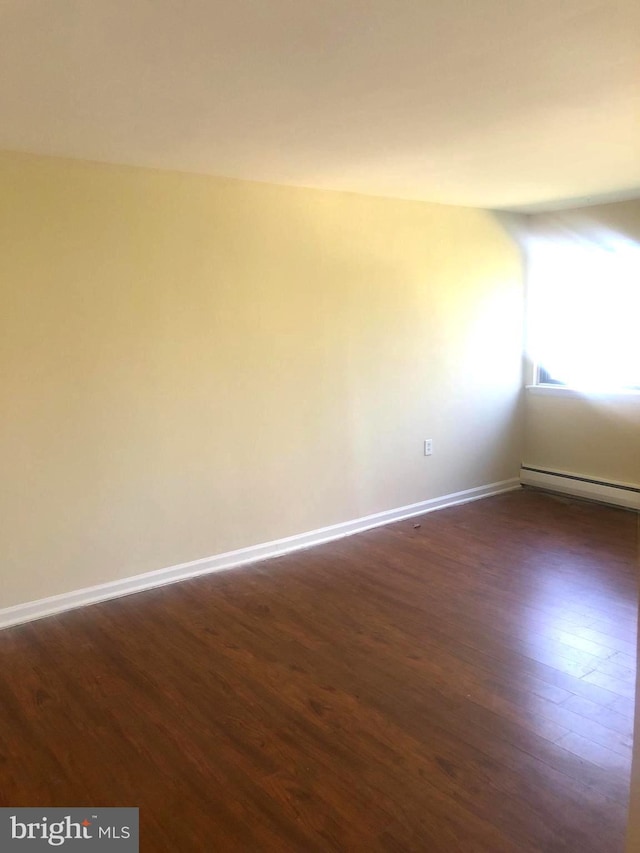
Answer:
[526,384,640,399]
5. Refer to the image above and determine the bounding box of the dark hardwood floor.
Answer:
[0,489,637,851]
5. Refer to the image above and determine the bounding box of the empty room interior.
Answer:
[1,1,640,851]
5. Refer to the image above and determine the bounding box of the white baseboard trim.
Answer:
[0,478,520,631]
[520,466,640,511]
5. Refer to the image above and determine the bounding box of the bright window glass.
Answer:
[528,241,640,391]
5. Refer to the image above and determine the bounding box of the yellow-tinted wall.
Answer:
[0,151,524,609]
[524,391,640,486]
[524,200,640,488]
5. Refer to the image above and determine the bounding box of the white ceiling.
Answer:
[1,0,639,209]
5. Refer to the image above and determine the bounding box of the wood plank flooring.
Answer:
[0,489,637,851]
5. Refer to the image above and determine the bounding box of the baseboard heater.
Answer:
[520,466,640,511]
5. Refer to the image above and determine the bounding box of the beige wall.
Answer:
[524,200,640,488]
[524,391,640,487]
[0,151,524,609]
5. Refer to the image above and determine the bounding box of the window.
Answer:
[527,238,640,392]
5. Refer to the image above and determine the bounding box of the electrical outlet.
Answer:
[424,439,433,456]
